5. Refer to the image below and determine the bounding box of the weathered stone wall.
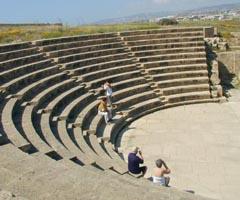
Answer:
[217,51,240,78]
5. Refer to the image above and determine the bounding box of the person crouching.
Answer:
[98,97,112,125]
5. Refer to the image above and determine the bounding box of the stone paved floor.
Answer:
[118,89,240,200]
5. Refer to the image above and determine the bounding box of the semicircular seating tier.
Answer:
[0,27,220,200]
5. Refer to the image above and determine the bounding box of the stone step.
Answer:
[115,91,157,111]
[0,47,39,62]
[29,79,76,107]
[152,70,209,82]
[157,77,209,88]
[113,83,151,102]
[0,53,46,73]
[126,36,203,46]
[22,105,58,155]
[143,57,206,69]
[67,58,134,76]
[43,85,85,114]
[14,72,67,101]
[122,31,203,41]
[46,41,124,58]
[130,41,205,52]
[81,64,137,82]
[0,42,31,53]
[71,127,113,170]
[61,52,131,69]
[1,98,33,152]
[86,70,142,89]
[134,46,205,57]
[162,84,210,96]
[33,32,118,46]
[0,59,53,85]
[0,65,61,94]
[40,37,122,52]
[57,120,96,165]
[56,47,127,64]
[138,52,206,63]
[119,27,203,36]
[147,63,208,75]
[166,91,211,103]
[58,92,94,121]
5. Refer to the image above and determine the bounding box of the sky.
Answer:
[0,0,239,25]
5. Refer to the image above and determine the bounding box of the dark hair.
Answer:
[156,159,163,168]
[102,97,107,101]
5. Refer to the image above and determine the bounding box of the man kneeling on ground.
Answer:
[128,146,147,177]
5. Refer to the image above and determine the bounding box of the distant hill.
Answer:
[185,2,240,13]
[93,2,240,24]
[93,11,173,24]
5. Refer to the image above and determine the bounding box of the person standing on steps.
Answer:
[152,159,171,186]
[98,97,112,125]
[128,146,147,177]
[103,80,113,108]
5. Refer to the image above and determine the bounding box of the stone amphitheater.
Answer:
[0,27,229,200]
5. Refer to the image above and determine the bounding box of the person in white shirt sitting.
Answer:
[152,159,171,186]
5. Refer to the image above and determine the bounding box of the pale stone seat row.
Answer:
[0,59,52,86]
[146,63,208,74]
[130,40,205,52]
[0,42,31,53]
[66,58,134,77]
[137,51,206,63]
[125,36,203,46]
[60,52,131,70]
[14,72,68,100]
[134,46,205,57]
[45,41,124,58]
[81,64,137,83]
[119,27,204,36]
[0,53,46,73]
[33,32,118,46]
[1,98,32,152]
[0,47,38,62]
[55,47,127,64]
[151,70,209,82]
[0,65,61,94]
[39,37,121,52]
[121,30,203,41]
[143,57,207,69]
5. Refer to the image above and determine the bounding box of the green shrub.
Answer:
[157,18,178,25]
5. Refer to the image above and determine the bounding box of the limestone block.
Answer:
[210,60,221,85]
[203,27,214,38]
[219,42,229,51]
[211,85,223,98]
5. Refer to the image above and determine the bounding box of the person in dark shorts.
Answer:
[128,146,147,177]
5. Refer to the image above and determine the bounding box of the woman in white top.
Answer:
[103,81,113,107]
[152,159,171,186]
